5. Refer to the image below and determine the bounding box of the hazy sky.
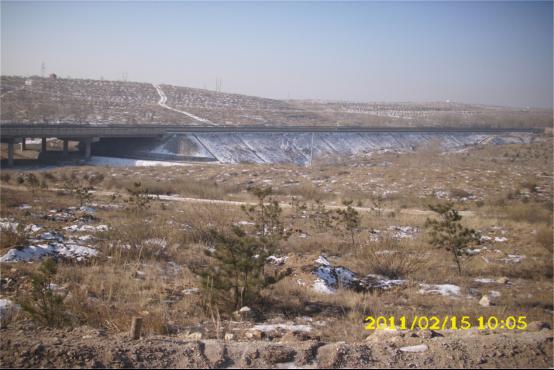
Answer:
[1,1,552,108]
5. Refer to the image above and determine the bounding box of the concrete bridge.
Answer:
[0,123,543,167]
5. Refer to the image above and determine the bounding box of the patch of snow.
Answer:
[266,255,288,266]
[253,323,312,333]
[313,278,335,294]
[360,274,406,290]
[474,278,495,284]
[418,283,461,296]
[87,156,189,167]
[0,219,18,232]
[315,255,331,266]
[0,243,98,262]
[400,344,428,353]
[502,254,525,264]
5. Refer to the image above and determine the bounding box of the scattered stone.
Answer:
[224,333,234,341]
[262,344,296,364]
[365,328,405,342]
[416,329,441,339]
[479,295,492,307]
[496,277,509,284]
[244,329,264,340]
[187,332,203,340]
[316,342,349,368]
[233,306,255,321]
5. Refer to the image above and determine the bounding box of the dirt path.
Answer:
[1,184,474,218]
[153,84,214,125]
[0,324,552,368]
[0,184,474,218]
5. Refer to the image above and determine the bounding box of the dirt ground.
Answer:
[0,323,552,368]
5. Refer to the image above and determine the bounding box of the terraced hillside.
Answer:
[2,75,552,127]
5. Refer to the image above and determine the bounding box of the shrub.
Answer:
[0,222,28,251]
[536,224,553,253]
[503,202,552,224]
[125,182,154,214]
[364,237,423,279]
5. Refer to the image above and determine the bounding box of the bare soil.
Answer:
[1,324,552,368]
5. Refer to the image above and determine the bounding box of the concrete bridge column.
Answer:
[83,138,92,159]
[21,138,26,151]
[7,138,15,167]
[63,139,69,156]
[41,138,47,152]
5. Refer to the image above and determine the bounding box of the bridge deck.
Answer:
[0,123,543,139]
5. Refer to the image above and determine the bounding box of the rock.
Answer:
[32,343,44,354]
[262,344,296,364]
[187,332,203,340]
[416,329,441,339]
[479,295,492,307]
[316,342,349,368]
[224,333,234,341]
[400,344,428,353]
[365,328,405,342]
[244,329,264,340]
[303,304,322,314]
[279,331,314,343]
[527,321,551,332]
[496,277,509,284]
[203,341,226,367]
[233,306,255,321]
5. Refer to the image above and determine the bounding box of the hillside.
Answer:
[1,75,552,127]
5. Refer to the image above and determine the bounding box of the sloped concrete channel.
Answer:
[91,131,536,165]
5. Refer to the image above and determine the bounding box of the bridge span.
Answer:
[0,123,543,167]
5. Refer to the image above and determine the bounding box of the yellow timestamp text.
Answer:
[364,315,528,331]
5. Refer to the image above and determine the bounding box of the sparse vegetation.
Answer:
[336,200,362,249]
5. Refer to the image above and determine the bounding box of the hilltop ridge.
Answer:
[1,75,552,128]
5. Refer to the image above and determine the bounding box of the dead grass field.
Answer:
[0,136,552,344]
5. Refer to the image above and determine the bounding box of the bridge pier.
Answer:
[83,138,91,159]
[41,138,47,153]
[21,137,26,151]
[7,138,14,167]
[63,139,69,156]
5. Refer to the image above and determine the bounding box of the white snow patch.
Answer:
[418,283,461,296]
[400,344,428,353]
[313,278,335,294]
[266,255,288,266]
[0,243,97,262]
[253,323,312,333]
[87,156,189,167]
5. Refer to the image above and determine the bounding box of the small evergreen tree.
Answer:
[336,200,362,249]
[18,258,68,327]
[241,186,290,240]
[126,182,153,214]
[310,200,333,232]
[198,226,275,311]
[425,202,480,274]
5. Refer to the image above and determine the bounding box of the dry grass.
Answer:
[0,138,552,340]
